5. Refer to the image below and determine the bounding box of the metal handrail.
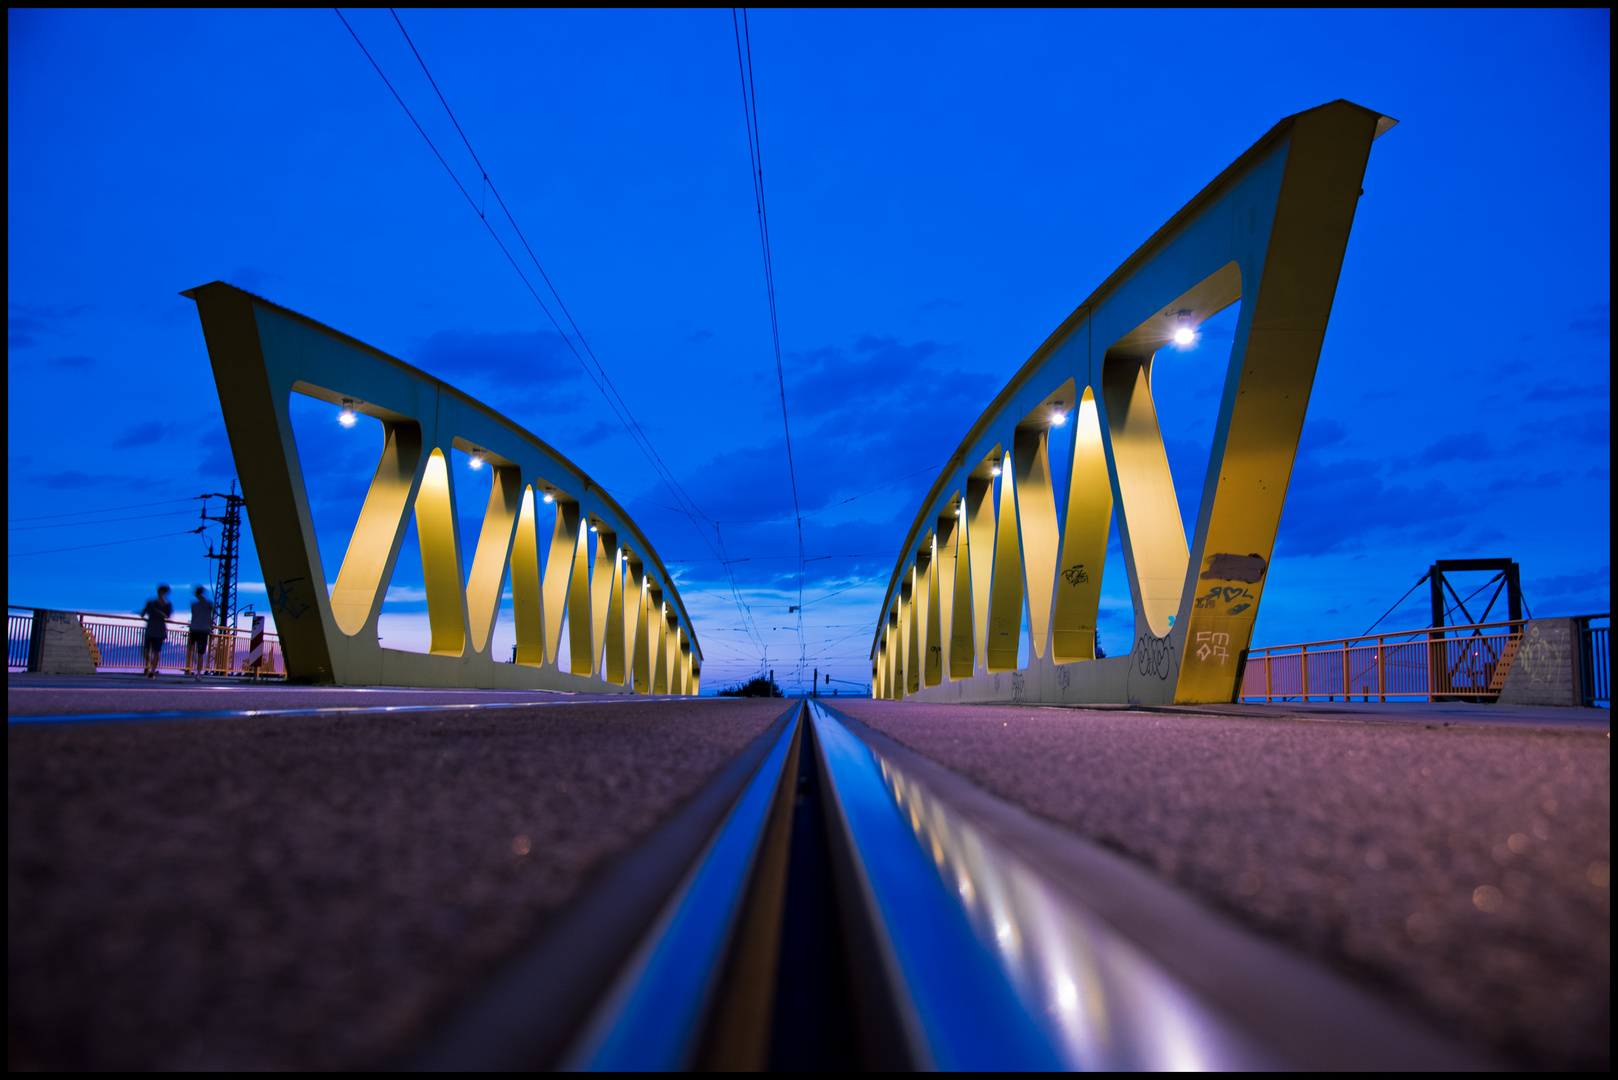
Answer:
[1250,617,1528,652]
[1242,614,1610,704]
[8,605,284,677]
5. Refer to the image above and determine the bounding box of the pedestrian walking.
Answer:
[140,584,172,678]
[188,586,214,682]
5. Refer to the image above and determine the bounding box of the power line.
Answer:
[334,8,768,661]
[733,7,806,681]
[9,527,205,558]
[7,496,203,523]
[388,11,702,528]
[712,462,946,526]
[387,10,768,661]
[9,508,202,532]
[665,551,896,563]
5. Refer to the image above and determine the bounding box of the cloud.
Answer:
[571,420,618,449]
[1419,432,1491,465]
[114,421,179,448]
[1569,303,1609,339]
[919,298,965,312]
[1562,409,1609,447]
[1526,380,1607,402]
[1299,417,1348,451]
[35,470,102,489]
[49,354,96,369]
[384,585,428,603]
[8,301,90,350]
[620,332,1003,599]
[414,328,579,388]
[1274,451,1471,557]
[226,266,277,294]
[1525,567,1609,602]
[198,425,235,478]
[688,329,713,344]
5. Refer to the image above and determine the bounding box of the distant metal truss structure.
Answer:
[870,100,1396,705]
[187,283,699,693]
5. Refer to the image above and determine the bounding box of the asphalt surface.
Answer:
[7,690,788,1069]
[6,672,640,716]
[831,698,1610,1069]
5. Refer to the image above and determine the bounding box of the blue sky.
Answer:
[8,9,1609,693]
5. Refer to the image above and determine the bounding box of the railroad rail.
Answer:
[413,700,1483,1070]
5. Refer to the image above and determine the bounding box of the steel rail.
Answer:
[808,700,1060,1068]
[412,697,1486,1069]
[408,700,801,1070]
[810,701,1487,1070]
[561,705,802,1069]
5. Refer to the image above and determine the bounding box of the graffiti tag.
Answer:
[1195,630,1231,665]
[1062,563,1090,586]
[269,577,311,621]
[1134,633,1176,680]
[1193,584,1255,615]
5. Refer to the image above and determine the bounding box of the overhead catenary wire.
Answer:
[664,551,895,563]
[9,508,203,532]
[732,7,807,681]
[335,9,767,660]
[8,495,204,523]
[9,527,207,558]
[389,8,769,662]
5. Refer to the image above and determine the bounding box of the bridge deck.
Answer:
[7,679,1608,1069]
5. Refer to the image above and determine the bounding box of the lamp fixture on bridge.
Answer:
[338,399,358,428]
[1052,409,1068,426]
[469,454,485,470]
[1173,326,1196,346]
[542,492,555,503]
[991,465,1002,477]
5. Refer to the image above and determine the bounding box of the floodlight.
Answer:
[469,455,484,470]
[1173,327,1196,346]
[338,400,357,428]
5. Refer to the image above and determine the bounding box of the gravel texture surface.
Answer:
[8,698,788,1069]
[831,700,1610,1069]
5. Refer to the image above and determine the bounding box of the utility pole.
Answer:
[202,481,245,674]
[813,667,818,697]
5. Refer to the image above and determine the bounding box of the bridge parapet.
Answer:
[872,100,1394,705]
[186,282,698,692]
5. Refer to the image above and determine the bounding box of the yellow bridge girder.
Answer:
[186,282,699,693]
[871,100,1396,706]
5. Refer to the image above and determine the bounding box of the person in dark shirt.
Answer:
[140,584,172,678]
[187,586,215,682]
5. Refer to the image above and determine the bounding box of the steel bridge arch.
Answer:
[870,100,1396,706]
[187,282,699,693]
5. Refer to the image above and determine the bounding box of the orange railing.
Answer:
[9,607,284,677]
[1239,619,1528,703]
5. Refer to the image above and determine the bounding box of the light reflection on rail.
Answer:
[866,734,1273,1069]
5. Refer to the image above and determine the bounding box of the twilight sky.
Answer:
[7,9,1609,693]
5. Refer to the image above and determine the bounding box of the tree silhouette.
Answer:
[718,675,783,698]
